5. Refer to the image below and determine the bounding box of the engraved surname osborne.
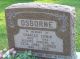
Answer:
[18,19,57,29]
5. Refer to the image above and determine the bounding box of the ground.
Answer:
[0,0,80,51]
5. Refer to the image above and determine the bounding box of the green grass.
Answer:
[0,11,7,49]
[0,0,80,51]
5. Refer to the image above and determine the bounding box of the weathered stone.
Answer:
[5,3,76,59]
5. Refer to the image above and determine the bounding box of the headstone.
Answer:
[5,3,76,59]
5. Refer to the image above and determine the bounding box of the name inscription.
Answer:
[18,19,57,29]
[14,19,63,52]
[14,29,63,52]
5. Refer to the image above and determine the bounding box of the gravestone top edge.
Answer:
[6,3,75,14]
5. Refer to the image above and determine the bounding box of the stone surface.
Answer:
[5,3,76,59]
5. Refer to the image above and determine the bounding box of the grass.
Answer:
[0,0,80,51]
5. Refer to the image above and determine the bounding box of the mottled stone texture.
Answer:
[5,3,76,59]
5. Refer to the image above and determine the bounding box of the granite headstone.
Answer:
[5,3,76,59]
